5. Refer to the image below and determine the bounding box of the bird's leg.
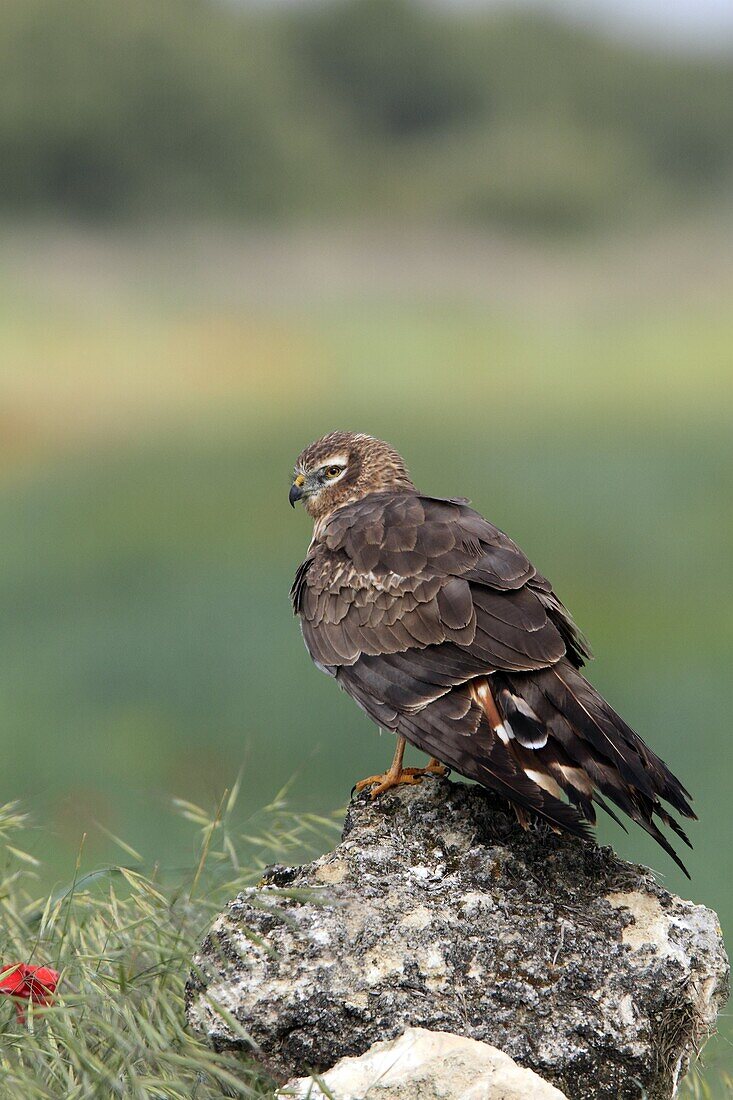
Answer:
[354,737,415,797]
[354,738,449,799]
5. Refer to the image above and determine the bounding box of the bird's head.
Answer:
[290,432,415,521]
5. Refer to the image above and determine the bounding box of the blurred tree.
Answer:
[0,0,732,228]
[0,0,321,216]
[293,0,480,137]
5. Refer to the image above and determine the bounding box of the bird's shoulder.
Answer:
[291,492,505,599]
[291,490,530,624]
[291,489,591,669]
[318,490,533,579]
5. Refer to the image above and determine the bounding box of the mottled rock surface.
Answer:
[278,1026,568,1099]
[187,778,728,1100]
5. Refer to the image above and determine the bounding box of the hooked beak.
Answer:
[289,474,306,507]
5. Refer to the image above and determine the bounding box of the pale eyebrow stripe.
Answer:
[316,455,348,469]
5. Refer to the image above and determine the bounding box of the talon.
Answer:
[424,758,450,778]
[354,768,426,798]
[354,773,386,793]
[352,740,449,801]
[369,769,426,798]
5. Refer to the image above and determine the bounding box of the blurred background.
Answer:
[0,0,731,1072]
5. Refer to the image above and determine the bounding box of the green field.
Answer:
[0,224,730,1089]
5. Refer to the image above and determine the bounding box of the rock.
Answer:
[186,778,729,1100]
[278,1026,569,1099]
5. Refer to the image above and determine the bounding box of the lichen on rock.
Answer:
[186,778,729,1100]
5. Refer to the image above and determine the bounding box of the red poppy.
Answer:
[0,963,60,1023]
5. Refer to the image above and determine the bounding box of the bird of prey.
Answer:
[289,431,694,873]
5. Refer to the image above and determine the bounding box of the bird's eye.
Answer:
[323,465,343,479]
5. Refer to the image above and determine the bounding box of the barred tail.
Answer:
[491,660,695,876]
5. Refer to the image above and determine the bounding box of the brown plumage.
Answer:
[289,431,695,874]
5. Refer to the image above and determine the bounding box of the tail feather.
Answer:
[656,807,693,850]
[398,686,594,841]
[592,793,628,832]
[396,660,694,875]
[498,660,694,875]
[495,687,547,749]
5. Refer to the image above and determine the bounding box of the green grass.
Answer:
[0,786,342,1098]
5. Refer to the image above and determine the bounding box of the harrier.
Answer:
[289,432,694,873]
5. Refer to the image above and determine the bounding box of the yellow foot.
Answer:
[354,762,449,799]
[424,758,450,778]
